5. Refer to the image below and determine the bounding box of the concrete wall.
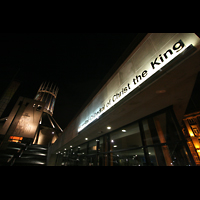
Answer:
[48,33,200,163]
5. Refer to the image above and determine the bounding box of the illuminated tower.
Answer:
[33,82,63,145]
[34,82,59,116]
[0,81,63,166]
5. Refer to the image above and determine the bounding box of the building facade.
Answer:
[0,82,62,151]
[0,97,46,151]
[47,33,200,166]
[0,82,63,166]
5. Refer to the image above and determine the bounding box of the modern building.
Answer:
[0,82,62,166]
[47,33,200,166]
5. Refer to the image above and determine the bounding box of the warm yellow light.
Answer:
[9,136,23,143]
[196,149,200,157]
[189,131,194,137]
[92,146,97,151]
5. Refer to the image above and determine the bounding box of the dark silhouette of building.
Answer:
[0,80,20,118]
[0,82,62,166]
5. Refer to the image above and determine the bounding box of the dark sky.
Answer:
[0,33,139,129]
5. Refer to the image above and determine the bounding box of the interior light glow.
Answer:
[107,127,111,130]
[85,138,88,141]
[122,130,126,132]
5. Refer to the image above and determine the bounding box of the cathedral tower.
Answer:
[33,82,63,145]
[34,82,59,116]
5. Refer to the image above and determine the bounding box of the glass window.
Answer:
[88,155,98,166]
[88,140,97,155]
[142,112,181,146]
[146,147,158,166]
[167,142,191,166]
[79,143,87,155]
[142,118,155,146]
[110,148,146,166]
[59,107,194,166]
[77,154,88,166]
[98,154,109,166]
[110,122,142,151]
[99,135,109,153]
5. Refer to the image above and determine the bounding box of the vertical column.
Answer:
[154,117,173,166]
[147,118,166,166]
[139,121,151,166]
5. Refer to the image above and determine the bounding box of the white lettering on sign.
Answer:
[78,39,191,132]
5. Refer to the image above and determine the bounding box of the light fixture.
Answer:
[70,146,73,148]
[111,140,114,143]
[114,145,117,148]
[52,132,55,134]
[107,127,111,130]
[85,138,88,141]
[122,130,126,132]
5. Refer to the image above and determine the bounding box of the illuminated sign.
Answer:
[9,136,23,143]
[78,39,192,132]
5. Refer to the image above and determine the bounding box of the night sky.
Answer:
[0,33,139,129]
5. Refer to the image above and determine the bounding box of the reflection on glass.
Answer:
[111,149,146,166]
[79,143,87,155]
[146,147,158,166]
[59,108,193,166]
[110,122,142,151]
[88,140,97,155]
[99,136,108,153]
